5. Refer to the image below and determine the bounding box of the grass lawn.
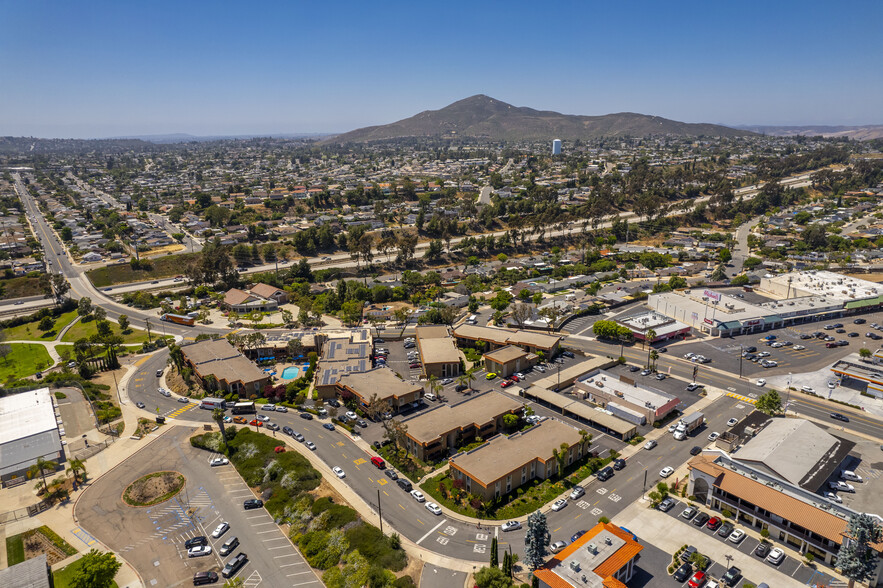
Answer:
[56,343,143,362]
[5,534,24,566]
[61,317,151,344]
[53,557,119,588]
[0,343,53,382]
[85,252,201,287]
[5,311,79,342]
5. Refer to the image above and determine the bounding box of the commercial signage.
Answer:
[704,318,713,325]
[743,319,762,327]
[703,289,721,302]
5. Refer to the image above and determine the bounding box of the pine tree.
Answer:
[524,510,550,570]
[502,550,512,577]
[835,513,883,588]
[490,536,498,568]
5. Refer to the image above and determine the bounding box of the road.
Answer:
[565,335,883,441]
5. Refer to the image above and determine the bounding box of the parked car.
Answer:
[597,467,614,481]
[658,497,675,512]
[332,467,346,479]
[660,466,674,478]
[212,522,230,538]
[425,502,442,516]
[721,566,742,585]
[222,553,248,578]
[673,563,693,582]
[680,507,697,520]
[187,545,212,558]
[643,439,657,450]
[693,513,710,527]
[219,536,239,556]
[767,547,785,565]
[728,529,745,543]
[754,542,771,558]
[612,458,626,470]
[410,489,425,502]
[687,571,707,588]
[185,536,208,549]
[680,545,697,562]
[717,522,734,538]
[551,499,568,512]
[193,571,219,585]
[690,446,702,456]
[706,516,722,531]
[384,469,398,481]
[549,540,568,554]
[243,499,263,510]
[501,521,522,532]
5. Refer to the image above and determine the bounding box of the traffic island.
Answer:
[121,471,185,507]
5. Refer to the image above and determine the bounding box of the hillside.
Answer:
[324,95,752,143]
[738,124,883,141]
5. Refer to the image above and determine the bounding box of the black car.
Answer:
[185,536,208,549]
[658,347,667,353]
[833,323,844,328]
[629,365,640,372]
[717,522,734,538]
[397,478,413,492]
[690,446,702,456]
[754,542,771,558]
[282,426,293,436]
[299,412,313,420]
[597,466,614,481]
[831,412,850,422]
[848,332,859,337]
[692,512,710,527]
[836,328,846,334]
[193,571,219,585]
[384,469,398,481]
[562,351,575,358]
[322,423,335,431]
[854,318,866,324]
[722,566,742,585]
[326,399,340,407]
[455,384,468,392]
[222,552,248,579]
[243,499,263,510]
[673,562,693,582]
[745,346,757,353]
[612,458,626,470]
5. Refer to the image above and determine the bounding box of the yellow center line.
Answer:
[383,491,389,497]
[553,527,561,533]
[574,514,581,519]
[399,504,405,510]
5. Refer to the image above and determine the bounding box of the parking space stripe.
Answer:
[267,545,289,550]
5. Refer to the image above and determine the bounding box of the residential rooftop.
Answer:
[403,392,522,444]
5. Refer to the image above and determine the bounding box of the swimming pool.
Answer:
[281,366,300,379]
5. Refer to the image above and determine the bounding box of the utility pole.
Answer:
[642,470,647,499]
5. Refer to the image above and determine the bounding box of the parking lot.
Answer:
[75,426,320,587]
[655,496,841,587]
[821,437,883,513]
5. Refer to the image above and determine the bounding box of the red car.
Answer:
[500,380,513,388]
[510,375,520,382]
[687,570,706,588]
[274,446,286,453]
[706,516,721,530]
[249,419,263,427]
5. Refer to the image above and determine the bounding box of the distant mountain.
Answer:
[324,95,752,143]
[737,124,883,141]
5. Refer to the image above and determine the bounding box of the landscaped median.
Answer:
[190,426,416,588]
[420,451,618,520]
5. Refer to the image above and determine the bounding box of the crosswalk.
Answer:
[70,526,98,548]
[164,403,196,418]
[118,487,218,554]
[725,392,757,404]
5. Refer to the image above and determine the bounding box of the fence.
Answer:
[0,501,50,525]
[69,434,116,462]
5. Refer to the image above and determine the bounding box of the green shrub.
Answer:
[346,523,407,572]
[394,576,417,588]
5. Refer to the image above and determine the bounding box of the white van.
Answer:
[424,393,436,402]
[842,470,863,483]
[467,315,478,324]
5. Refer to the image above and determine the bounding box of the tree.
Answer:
[117,314,129,332]
[835,513,883,588]
[523,510,550,570]
[711,264,727,281]
[756,390,783,416]
[93,306,107,321]
[510,303,534,328]
[39,316,55,331]
[27,457,58,495]
[78,296,93,317]
[67,458,86,486]
[70,549,122,588]
[859,348,872,358]
[719,248,732,264]
[51,274,70,304]
[473,566,513,588]
[803,224,828,249]
[490,536,499,568]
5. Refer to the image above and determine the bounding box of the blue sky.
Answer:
[2,0,881,138]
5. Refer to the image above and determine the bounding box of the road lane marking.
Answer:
[399,504,406,510]
[416,518,447,545]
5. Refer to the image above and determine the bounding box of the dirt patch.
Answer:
[123,471,185,507]
[311,477,347,504]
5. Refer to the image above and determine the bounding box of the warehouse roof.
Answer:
[0,387,57,445]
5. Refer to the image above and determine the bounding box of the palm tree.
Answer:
[213,408,228,449]
[649,350,659,372]
[28,457,58,495]
[66,458,86,487]
[456,372,470,393]
[645,329,657,368]
[578,430,592,454]
[432,377,445,402]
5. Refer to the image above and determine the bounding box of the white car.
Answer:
[210,457,229,467]
[410,490,425,502]
[793,345,805,350]
[501,521,522,532]
[829,480,855,493]
[262,403,276,411]
[305,441,316,450]
[425,502,442,515]
[728,529,745,543]
[660,467,674,478]
[550,540,568,553]
[756,379,766,387]
[346,411,358,420]
[726,418,738,427]
[332,467,346,479]
[256,414,270,422]
[569,486,585,500]
[275,406,288,413]
[825,492,843,503]
[551,499,568,512]
[187,545,212,558]
[708,432,720,442]
[801,386,814,393]
[767,547,785,565]
[212,522,230,538]
[828,381,837,389]
[643,439,657,450]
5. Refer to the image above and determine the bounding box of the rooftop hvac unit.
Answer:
[586,543,598,554]
[604,537,613,545]
[569,561,581,572]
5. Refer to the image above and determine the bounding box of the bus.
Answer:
[199,398,227,410]
[231,401,256,415]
